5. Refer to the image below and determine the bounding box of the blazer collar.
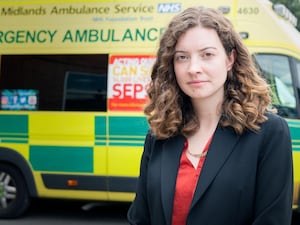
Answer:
[191,125,240,208]
[160,125,240,225]
[161,135,185,225]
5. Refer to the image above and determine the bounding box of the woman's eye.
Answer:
[175,55,188,61]
[202,52,214,58]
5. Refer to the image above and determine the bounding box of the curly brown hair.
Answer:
[144,6,274,139]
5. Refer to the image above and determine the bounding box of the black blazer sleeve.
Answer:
[127,131,153,225]
[252,114,293,224]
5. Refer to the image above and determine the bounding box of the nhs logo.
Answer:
[157,3,181,13]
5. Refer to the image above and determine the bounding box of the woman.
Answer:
[127,6,293,225]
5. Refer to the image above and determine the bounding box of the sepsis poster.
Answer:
[108,55,156,111]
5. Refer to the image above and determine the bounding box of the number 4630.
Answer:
[237,7,259,15]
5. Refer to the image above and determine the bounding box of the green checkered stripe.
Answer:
[95,115,148,147]
[0,114,148,173]
[0,114,28,143]
[287,119,300,152]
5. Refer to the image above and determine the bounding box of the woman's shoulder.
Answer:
[264,112,286,124]
[145,130,185,149]
[261,112,290,133]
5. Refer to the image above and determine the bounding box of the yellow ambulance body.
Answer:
[0,0,300,218]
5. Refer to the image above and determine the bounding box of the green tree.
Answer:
[270,0,300,31]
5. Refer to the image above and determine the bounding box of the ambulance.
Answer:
[0,0,299,218]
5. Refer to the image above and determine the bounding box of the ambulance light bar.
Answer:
[273,3,297,27]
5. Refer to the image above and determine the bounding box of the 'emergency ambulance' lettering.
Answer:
[0,30,57,43]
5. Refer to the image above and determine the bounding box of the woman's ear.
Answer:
[227,49,236,71]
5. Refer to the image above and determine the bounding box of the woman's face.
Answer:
[174,25,235,103]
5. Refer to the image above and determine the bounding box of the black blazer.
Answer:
[127,113,293,225]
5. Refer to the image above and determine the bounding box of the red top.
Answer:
[171,137,212,225]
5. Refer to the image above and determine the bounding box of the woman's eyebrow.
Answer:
[174,50,187,54]
[174,47,218,53]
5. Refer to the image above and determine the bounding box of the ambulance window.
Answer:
[62,72,107,111]
[254,54,297,118]
[0,54,108,111]
[295,59,300,88]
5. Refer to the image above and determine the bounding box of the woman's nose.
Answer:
[187,56,203,74]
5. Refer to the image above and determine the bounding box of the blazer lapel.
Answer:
[161,135,185,225]
[191,125,240,208]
